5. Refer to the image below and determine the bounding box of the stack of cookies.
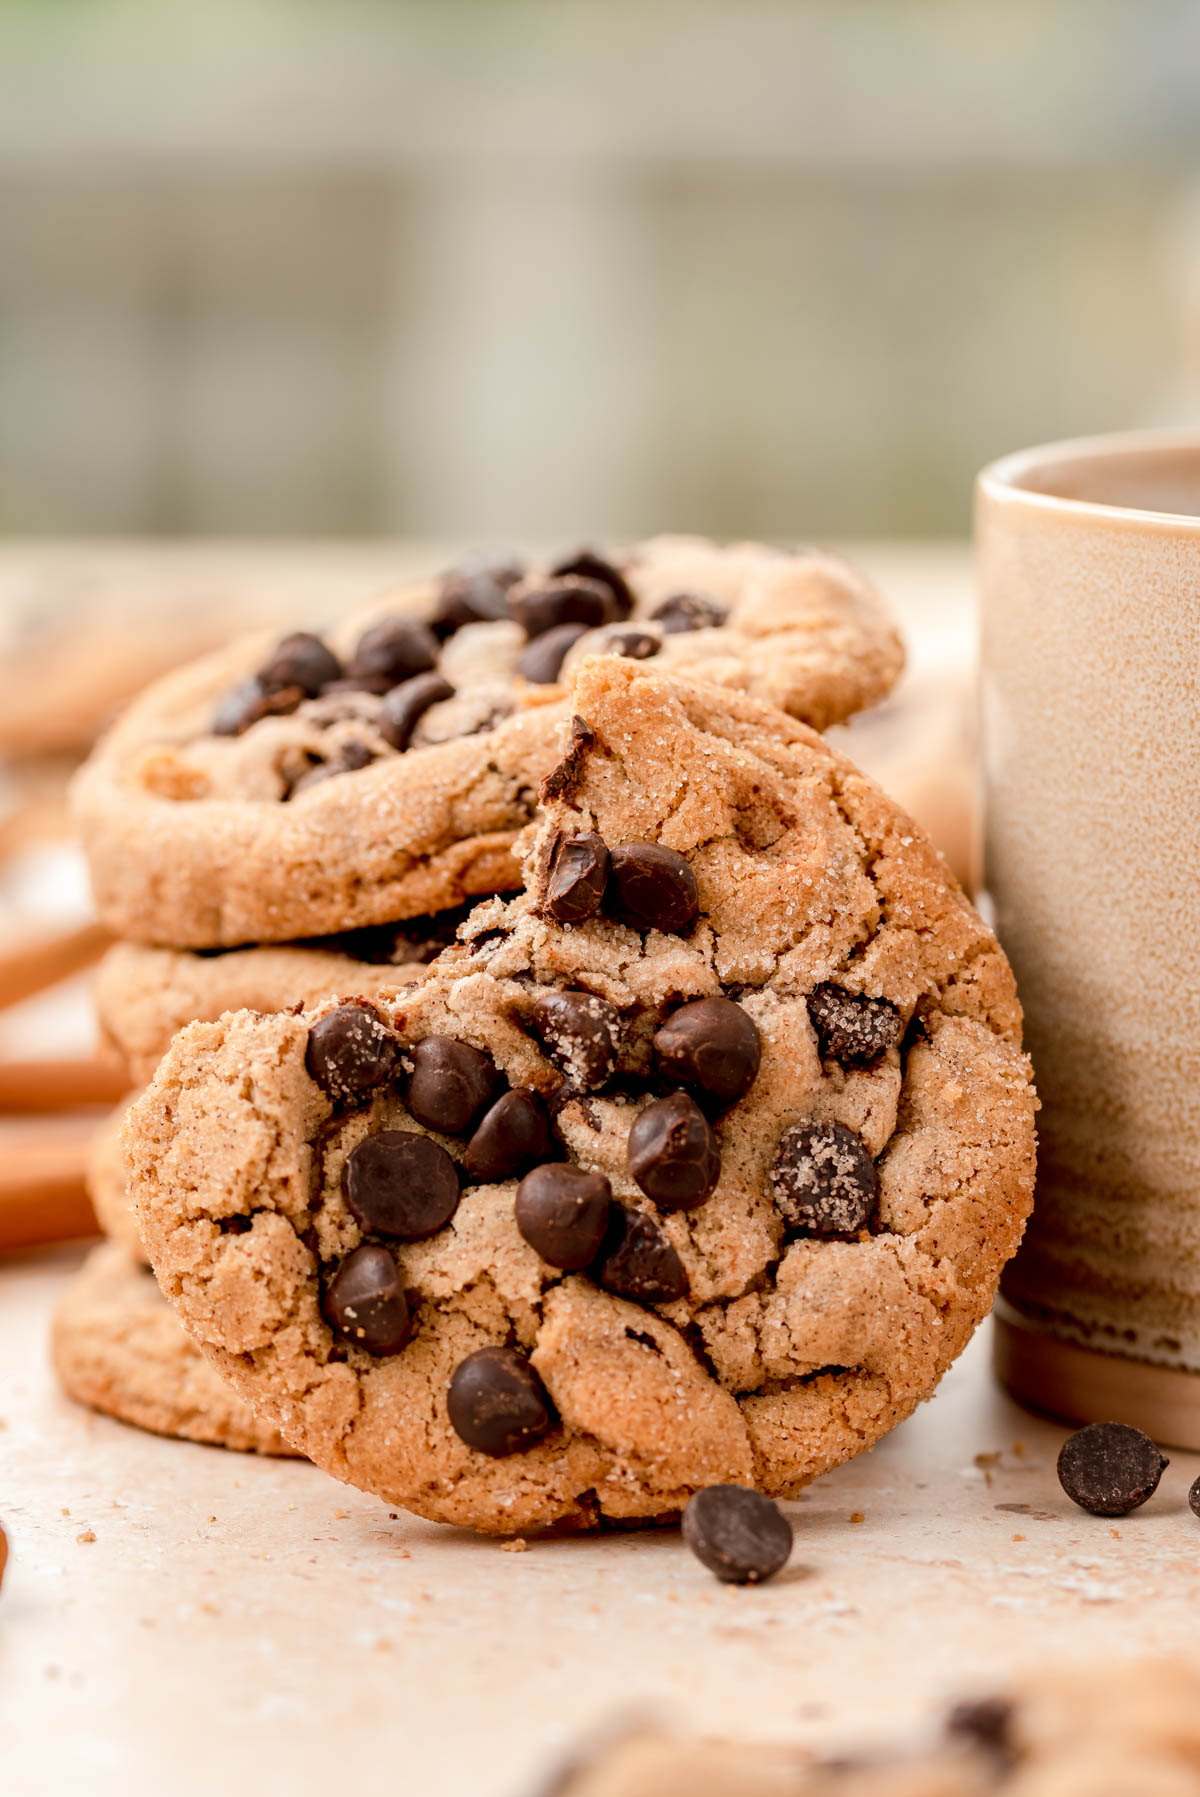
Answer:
[54,537,1036,1532]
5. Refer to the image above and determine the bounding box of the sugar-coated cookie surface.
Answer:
[127,661,1032,1533]
[74,538,902,947]
[52,1243,301,1457]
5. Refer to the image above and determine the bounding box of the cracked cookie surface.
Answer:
[52,1242,301,1457]
[127,660,1034,1533]
[75,537,901,947]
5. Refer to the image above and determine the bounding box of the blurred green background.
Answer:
[1,0,1198,541]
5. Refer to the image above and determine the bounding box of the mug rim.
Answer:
[977,427,1200,534]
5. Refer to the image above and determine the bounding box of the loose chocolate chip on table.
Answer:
[447,1346,553,1457]
[544,832,609,925]
[256,631,342,697]
[306,1002,398,1100]
[772,1120,878,1237]
[945,1697,1016,1759]
[1190,1474,1200,1519]
[343,1130,461,1239]
[378,672,455,752]
[1056,1421,1168,1516]
[608,843,699,935]
[682,1485,793,1585]
[509,576,619,640]
[348,617,440,693]
[605,627,659,661]
[593,1203,688,1303]
[515,1164,612,1269]
[627,1092,720,1212]
[652,997,761,1108]
[406,1035,500,1135]
[531,990,621,1090]
[287,739,377,798]
[324,1243,411,1355]
[807,983,902,1069]
[517,622,590,686]
[463,1089,551,1182]
[650,591,728,634]
[549,548,634,618]
[211,677,304,737]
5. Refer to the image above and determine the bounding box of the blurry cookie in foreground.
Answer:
[52,1242,301,1457]
[547,1658,1200,1795]
[126,662,1034,1534]
[74,537,902,947]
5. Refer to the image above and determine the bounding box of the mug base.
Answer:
[993,1298,1200,1450]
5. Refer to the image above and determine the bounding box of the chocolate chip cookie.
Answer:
[74,538,902,947]
[126,659,1034,1533]
[52,1242,301,1456]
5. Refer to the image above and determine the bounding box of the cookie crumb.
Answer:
[76,1529,96,1545]
[1011,1533,1026,1542]
[501,1537,528,1554]
[333,1509,349,1521]
[850,1512,865,1525]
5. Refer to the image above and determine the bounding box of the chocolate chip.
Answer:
[531,991,621,1090]
[433,554,522,636]
[510,577,618,640]
[515,1164,612,1269]
[516,622,590,685]
[463,1089,551,1182]
[652,998,761,1109]
[211,677,304,736]
[540,715,598,801]
[945,1697,1015,1759]
[807,983,902,1069]
[544,832,609,925]
[348,617,440,693]
[627,1092,720,1213]
[1191,1474,1200,1519]
[682,1485,793,1585]
[305,1002,397,1101]
[593,1203,688,1303]
[650,592,728,634]
[406,1036,500,1135]
[447,1346,553,1457]
[287,739,376,798]
[343,1130,461,1239]
[608,844,699,935]
[548,549,634,620]
[378,672,455,752]
[772,1120,877,1237]
[324,1244,411,1354]
[256,631,342,697]
[1056,1422,1168,1516]
[605,627,659,661]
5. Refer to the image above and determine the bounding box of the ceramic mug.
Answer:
[977,430,1200,1447]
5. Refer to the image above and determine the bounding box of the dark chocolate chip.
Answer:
[516,622,590,685]
[605,627,659,661]
[305,1002,397,1101]
[348,617,440,693]
[1056,1422,1168,1516]
[807,983,902,1069]
[515,1164,612,1269]
[510,577,618,640]
[432,554,523,636]
[945,1697,1015,1759]
[463,1088,551,1183]
[771,1120,877,1237]
[287,739,377,798]
[652,998,761,1108]
[324,1244,411,1354]
[608,843,699,935]
[544,832,609,925]
[378,672,455,752]
[548,549,634,620]
[447,1346,553,1457]
[682,1485,793,1585]
[593,1203,688,1303]
[256,631,341,697]
[211,676,304,737]
[406,1036,500,1135]
[540,715,598,802]
[1191,1474,1200,1519]
[531,991,621,1090]
[343,1129,461,1239]
[627,1092,720,1213]
[650,591,728,634]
